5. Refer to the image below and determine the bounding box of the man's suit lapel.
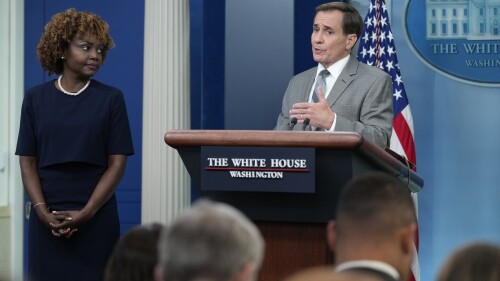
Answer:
[326,56,357,107]
[301,68,317,102]
[301,68,317,131]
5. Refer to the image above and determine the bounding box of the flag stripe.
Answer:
[401,106,415,137]
[393,113,416,164]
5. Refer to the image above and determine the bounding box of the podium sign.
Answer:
[200,146,315,193]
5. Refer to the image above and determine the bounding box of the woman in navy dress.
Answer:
[16,8,134,281]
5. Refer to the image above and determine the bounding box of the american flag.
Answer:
[356,1,419,281]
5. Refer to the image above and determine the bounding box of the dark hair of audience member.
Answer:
[336,172,416,237]
[103,223,163,281]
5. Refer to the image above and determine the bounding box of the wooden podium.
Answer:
[164,130,423,281]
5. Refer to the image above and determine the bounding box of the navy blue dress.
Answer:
[16,79,134,281]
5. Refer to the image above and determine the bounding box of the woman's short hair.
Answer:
[37,8,114,75]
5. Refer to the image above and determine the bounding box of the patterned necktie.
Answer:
[312,69,330,103]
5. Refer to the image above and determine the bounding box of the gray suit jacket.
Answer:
[274,56,393,148]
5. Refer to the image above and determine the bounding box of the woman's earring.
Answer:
[61,56,65,60]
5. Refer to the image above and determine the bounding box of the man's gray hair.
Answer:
[158,199,265,281]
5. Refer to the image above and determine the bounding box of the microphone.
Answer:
[289,117,298,130]
[302,118,310,130]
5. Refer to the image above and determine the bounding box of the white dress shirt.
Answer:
[335,260,400,280]
[308,55,350,131]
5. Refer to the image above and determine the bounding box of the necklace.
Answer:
[57,75,91,96]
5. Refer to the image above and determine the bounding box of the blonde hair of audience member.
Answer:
[327,172,417,281]
[436,242,500,281]
[104,223,163,281]
[155,199,265,281]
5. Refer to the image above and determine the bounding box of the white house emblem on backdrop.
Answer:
[404,0,500,87]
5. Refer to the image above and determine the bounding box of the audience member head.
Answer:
[436,242,500,281]
[156,199,265,281]
[104,223,163,281]
[327,172,417,281]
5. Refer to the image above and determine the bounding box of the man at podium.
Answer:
[274,2,393,149]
